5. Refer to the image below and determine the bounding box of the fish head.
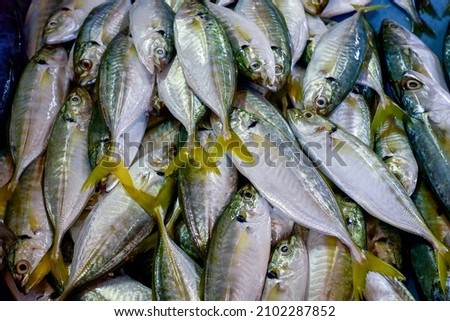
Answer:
[232,184,271,224]
[335,193,366,249]
[74,41,105,86]
[287,108,335,143]
[33,45,69,68]
[271,47,291,92]
[302,77,339,116]
[141,31,175,74]
[400,70,428,117]
[62,87,93,129]
[236,45,276,89]
[381,19,410,48]
[267,237,299,281]
[302,0,328,15]
[43,8,81,44]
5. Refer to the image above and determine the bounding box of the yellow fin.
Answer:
[0,185,13,219]
[214,132,254,164]
[165,144,220,177]
[82,155,118,191]
[24,251,52,293]
[352,250,404,300]
[371,97,408,132]
[436,249,450,292]
[352,4,388,13]
[50,251,69,289]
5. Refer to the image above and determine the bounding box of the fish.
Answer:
[8,45,70,192]
[72,274,152,301]
[301,10,367,116]
[399,71,450,215]
[23,0,61,58]
[381,19,447,101]
[0,149,13,189]
[335,193,366,249]
[328,91,372,148]
[130,0,175,75]
[178,129,238,257]
[73,0,131,86]
[216,89,402,298]
[205,2,276,88]
[272,0,308,66]
[174,0,252,164]
[204,184,272,300]
[87,104,110,170]
[374,115,418,196]
[58,121,179,300]
[235,0,292,91]
[287,64,306,110]
[261,225,308,301]
[5,156,53,293]
[391,0,434,37]
[445,21,450,84]
[175,220,203,262]
[82,33,155,189]
[43,87,94,264]
[287,109,450,290]
[156,56,209,173]
[43,0,108,45]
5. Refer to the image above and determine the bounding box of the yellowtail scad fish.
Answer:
[262,225,308,301]
[205,1,276,89]
[129,0,175,75]
[301,8,368,116]
[235,0,292,91]
[43,0,108,45]
[287,109,450,290]
[5,156,52,293]
[73,0,131,86]
[8,45,69,193]
[174,0,253,165]
[43,87,94,282]
[217,89,402,298]
[204,184,271,300]
[400,71,450,216]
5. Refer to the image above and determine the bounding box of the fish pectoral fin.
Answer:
[214,132,254,164]
[352,250,404,300]
[24,251,52,293]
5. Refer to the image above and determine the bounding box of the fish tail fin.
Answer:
[412,19,436,38]
[371,97,407,132]
[352,4,388,13]
[50,251,69,290]
[165,144,220,177]
[0,185,13,222]
[214,131,253,164]
[82,154,119,191]
[23,251,52,293]
[435,247,450,292]
[352,250,405,300]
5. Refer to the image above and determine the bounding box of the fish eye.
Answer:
[15,260,31,275]
[344,197,352,203]
[241,188,254,200]
[155,48,166,58]
[71,95,80,104]
[346,217,354,227]
[250,61,261,72]
[275,64,283,75]
[315,96,328,108]
[403,78,422,90]
[79,59,93,71]
[280,245,289,253]
[47,20,58,28]
[304,112,313,119]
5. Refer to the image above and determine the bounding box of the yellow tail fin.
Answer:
[214,132,254,164]
[371,97,408,132]
[436,249,450,292]
[50,252,69,291]
[82,155,119,191]
[352,250,405,300]
[165,144,220,177]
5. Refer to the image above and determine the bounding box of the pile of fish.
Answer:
[1,0,450,301]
